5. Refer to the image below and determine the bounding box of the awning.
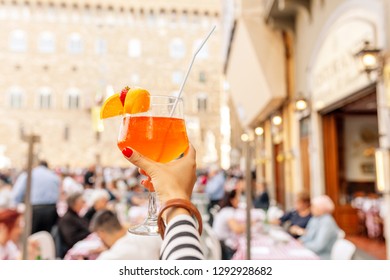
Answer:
[226,16,286,127]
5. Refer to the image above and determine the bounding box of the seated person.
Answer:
[126,182,148,207]
[58,192,90,256]
[299,195,340,259]
[213,189,244,260]
[253,182,270,210]
[252,171,270,211]
[83,189,110,225]
[0,209,39,260]
[0,182,12,209]
[90,209,161,260]
[273,191,311,238]
[0,209,22,260]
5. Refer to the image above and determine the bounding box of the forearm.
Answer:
[160,214,204,260]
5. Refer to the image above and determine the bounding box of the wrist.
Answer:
[165,207,191,224]
[159,189,191,204]
[157,198,202,239]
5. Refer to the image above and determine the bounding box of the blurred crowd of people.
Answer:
[0,160,375,261]
[192,164,345,260]
[0,160,155,260]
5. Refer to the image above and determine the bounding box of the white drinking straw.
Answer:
[170,25,216,117]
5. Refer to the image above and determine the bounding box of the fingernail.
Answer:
[122,148,133,158]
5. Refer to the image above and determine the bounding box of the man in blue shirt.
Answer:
[12,160,60,234]
[205,165,225,225]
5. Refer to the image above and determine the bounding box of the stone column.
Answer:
[377,72,390,259]
[378,0,390,260]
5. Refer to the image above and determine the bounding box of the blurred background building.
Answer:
[223,0,389,258]
[0,0,222,168]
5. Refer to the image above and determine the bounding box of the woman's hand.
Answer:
[121,145,197,204]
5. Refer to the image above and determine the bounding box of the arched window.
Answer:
[147,10,156,26]
[169,91,180,111]
[169,10,178,28]
[203,130,218,163]
[66,88,81,109]
[201,15,211,29]
[10,5,20,20]
[38,87,52,109]
[157,9,166,27]
[82,7,92,24]
[170,38,185,59]
[46,5,57,22]
[59,9,68,24]
[0,5,7,20]
[172,71,183,85]
[180,10,189,26]
[95,38,107,54]
[8,86,24,109]
[9,30,27,52]
[199,71,207,83]
[38,31,55,53]
[128,39,141,57]
[105,11,116,26]
[197,93,208,112]
[68,33,83,54]
[126,12,134,25]
[21,6,31,20]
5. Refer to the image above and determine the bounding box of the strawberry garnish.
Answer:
[119,86,130,106]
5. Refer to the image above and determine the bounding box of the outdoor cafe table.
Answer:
[232,227,320,260]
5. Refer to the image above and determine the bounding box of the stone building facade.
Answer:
[0,0,222,168]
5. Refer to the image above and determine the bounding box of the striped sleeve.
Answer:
[160,214,205,260]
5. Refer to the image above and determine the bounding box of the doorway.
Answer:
[322,90,379,234]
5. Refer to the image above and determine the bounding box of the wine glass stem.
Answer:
[147,192,158,223]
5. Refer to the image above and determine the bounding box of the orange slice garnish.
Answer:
[100,93,124,119]
[124,87,151,114]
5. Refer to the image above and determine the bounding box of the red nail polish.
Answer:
[122,148,133,158]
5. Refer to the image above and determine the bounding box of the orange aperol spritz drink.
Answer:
[118,116,188,163]
[117,95,189,235]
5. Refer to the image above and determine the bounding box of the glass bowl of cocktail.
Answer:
[100,87,189,235]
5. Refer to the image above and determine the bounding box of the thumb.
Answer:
[121,147,155,175]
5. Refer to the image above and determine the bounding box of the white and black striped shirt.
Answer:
[160,215,204,260]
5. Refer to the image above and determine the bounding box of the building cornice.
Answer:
[0,0,221,16]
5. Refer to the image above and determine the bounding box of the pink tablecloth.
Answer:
[232,230,319,260]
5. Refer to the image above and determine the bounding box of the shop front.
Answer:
[303,1,385,235]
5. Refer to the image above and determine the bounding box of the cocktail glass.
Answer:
[117,95,189,235]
